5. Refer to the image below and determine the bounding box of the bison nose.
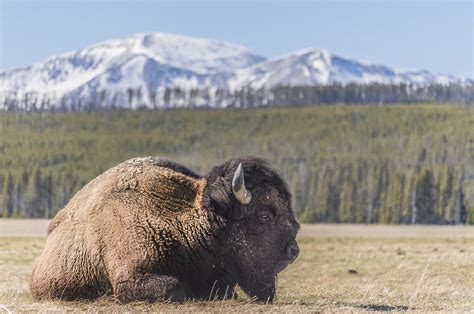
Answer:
[286,241,299,260]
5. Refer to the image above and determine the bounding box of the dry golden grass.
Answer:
[0,225,473,312]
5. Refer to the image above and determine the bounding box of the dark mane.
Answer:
[205,156,291,202]
[152,157,201,179]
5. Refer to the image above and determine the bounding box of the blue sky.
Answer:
[0,1,472,77]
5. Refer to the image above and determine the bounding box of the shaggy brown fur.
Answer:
[30,156,299,303]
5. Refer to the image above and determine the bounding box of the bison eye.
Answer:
[258,211,273,222]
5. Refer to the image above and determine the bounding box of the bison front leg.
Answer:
[113,272,192,303]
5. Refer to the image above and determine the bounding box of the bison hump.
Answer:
[114,157,205,213]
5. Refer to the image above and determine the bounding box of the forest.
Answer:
[2,82,473,111]
[0,103,472,224]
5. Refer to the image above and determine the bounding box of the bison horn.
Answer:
[232,163,252,204]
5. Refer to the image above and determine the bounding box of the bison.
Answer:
[30,156,299,303]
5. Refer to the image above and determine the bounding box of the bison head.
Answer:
[204,157,300,302]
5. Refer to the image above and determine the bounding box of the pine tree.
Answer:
[2,172,15,218]
[415,169,437,224]
[44,171,53,218]
[25,167,43,218]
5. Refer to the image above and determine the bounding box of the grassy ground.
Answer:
[1,225,473,312]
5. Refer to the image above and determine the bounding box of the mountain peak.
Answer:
[0,32,266,102]
[289,47,331,56]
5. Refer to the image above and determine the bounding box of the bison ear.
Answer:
[207,176,244,220]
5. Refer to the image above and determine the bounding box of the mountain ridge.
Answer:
[1,32,470,109]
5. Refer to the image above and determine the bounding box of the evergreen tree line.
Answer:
[0,105,472,223]
[290,160,469,224]
[2,82,473,111]
[1,159,469,223]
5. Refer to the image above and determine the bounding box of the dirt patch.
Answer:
[299,223,474,238]
[0,219,50,237]
[1,219,473,238]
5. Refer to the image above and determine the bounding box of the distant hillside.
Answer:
[0,104,472,224]
[1,32,471,110]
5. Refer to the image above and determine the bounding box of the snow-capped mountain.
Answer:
[228,48,460,90]
[0,32,469,110]
[0,32,263,107]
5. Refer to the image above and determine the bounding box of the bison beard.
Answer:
[30,156,299,303]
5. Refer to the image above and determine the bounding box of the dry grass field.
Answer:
[0,220,473,312]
